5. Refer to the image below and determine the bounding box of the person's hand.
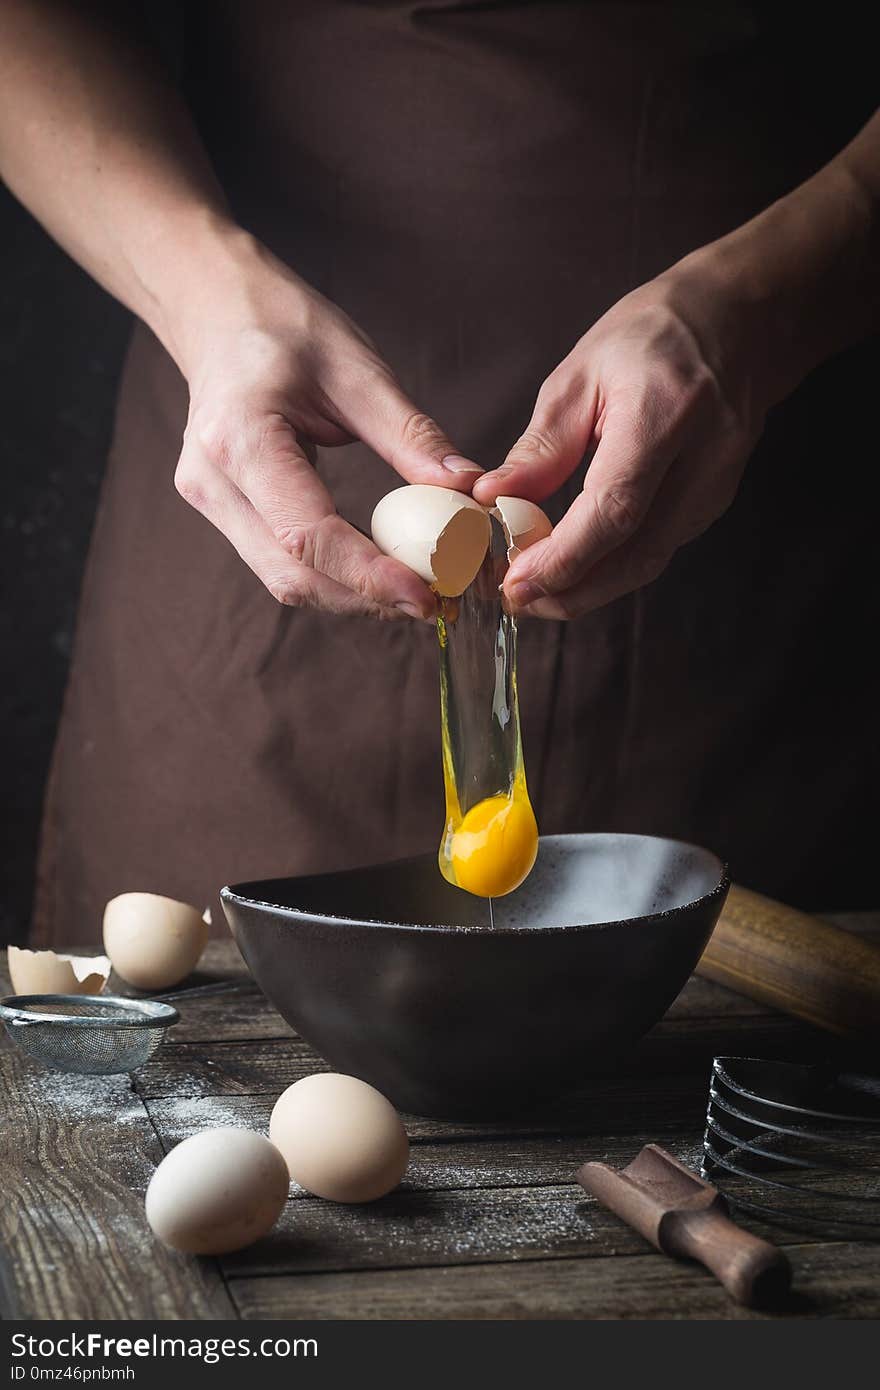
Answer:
[172,233,482,619]
[472,259,765,618]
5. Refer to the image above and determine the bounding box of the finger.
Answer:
[343,370,484,487]
[203,416,439,618]
[502,400,682,608]
[472,370,597,506]
[519,438,744,619]
[175,449,421,620]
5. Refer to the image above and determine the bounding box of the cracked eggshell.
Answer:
[145,1127,290,1255]
[103,892,209,990]
[6,946,111,996]
[371,484,491,597]
[492,496,553,562]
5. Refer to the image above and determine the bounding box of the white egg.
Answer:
[103,892,208,990]
[270,1073,409,1203]
[492,496,553,562]
[6,946,111,997]
[371,484,491,596]
[145,1127,289,1255]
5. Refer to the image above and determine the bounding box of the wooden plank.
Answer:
[4,922,870,1051]
[149,969,771,1047]
[145,1088,698,1146]
[0,1037,235,1320]
[165,983,294,1045]
[222,1183,629,1277]
[146,1071,710,1144]
[5,912,876,1000]
[133,1011,817,1106]
[229,1239,880,1320]
[146,1101,880,1234]
[3,955,769,1051]
[142,1059,713,1141]
[219,1162,872,1279]
[148,1100,708,1183]
[664,973,771,1019]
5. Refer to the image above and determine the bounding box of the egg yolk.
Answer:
[449,793,539,898]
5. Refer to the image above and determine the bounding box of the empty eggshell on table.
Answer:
[270,1073,409,1203]
[371,484,491,597]
[6,946,111,997]
[103,892,209,990]
[145,1127,289,1255]
[492,496,553,562]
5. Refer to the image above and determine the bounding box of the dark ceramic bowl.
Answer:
[221,833,728,1118]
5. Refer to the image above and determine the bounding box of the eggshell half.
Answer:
[371,484,491,597]
[270,1073,409,1203]
[492,496,553,562]
[145,1128,289,1255]
[103,892,209,990]
[6,947,111,997]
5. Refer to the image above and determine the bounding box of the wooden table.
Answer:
[2,918,878,1321]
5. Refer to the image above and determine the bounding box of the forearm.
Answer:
[0,0,244,373]
[667,109,880,409]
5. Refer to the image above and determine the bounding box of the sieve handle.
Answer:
[697,883,880,1040]
[152,978,255,1003]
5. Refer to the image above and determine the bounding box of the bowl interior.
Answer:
[227,832,725,930]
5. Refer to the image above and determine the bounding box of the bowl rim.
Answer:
[221,831,729,936]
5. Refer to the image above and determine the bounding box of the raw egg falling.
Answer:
[372,486,551,901]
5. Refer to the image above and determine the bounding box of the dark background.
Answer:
[1,187,130,945]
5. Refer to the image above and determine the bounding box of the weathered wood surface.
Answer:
[229,1241,880,1321]
[2,912,879,1321]
[132,1014,821,1101]
[0,1042,234,1320]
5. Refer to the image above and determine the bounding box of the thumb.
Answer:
[349,371,483,489]
[472,375,596,505]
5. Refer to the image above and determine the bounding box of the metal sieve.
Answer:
[0,993,180,1075]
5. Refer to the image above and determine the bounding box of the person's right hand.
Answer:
[171,232,482,619]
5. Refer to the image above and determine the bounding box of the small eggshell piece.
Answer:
[6,947,111,997]
[492,496,553,562]
[270,1073,409,1203]
[371,484,491,596]
[145,1127,289,1255]
[103,892,209,990]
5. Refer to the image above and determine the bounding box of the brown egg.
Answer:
[270,1073,409,1203]
[103,892,208,990]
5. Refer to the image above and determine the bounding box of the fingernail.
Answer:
[395,600,433,620]
[442,454,484,474]
[507,578,545,609]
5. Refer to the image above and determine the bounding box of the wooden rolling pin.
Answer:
[697,883,880,1040]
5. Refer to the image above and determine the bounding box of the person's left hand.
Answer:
[472,260,765,618]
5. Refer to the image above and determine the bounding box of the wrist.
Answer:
[137,213,288,380]
[653,247,781,428]
[664,164,878,412]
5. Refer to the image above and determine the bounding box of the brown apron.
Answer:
[33,2,879,944]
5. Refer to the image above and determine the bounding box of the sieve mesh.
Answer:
[0,995,179,1075]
